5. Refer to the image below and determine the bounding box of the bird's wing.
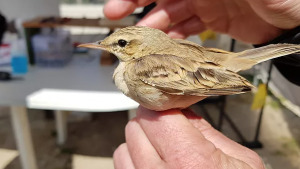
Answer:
[175,39,300,72]
[174,39,256,72]
[126,54,253,96]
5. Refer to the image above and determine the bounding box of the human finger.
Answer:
[104,0,155,20]
[113,143,135,169]
[183,110,265,169]
[167,16,206,39]
[136,106,217,168]
[125,119,165,168]
[137,0,193,31]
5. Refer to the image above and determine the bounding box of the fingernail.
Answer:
[168,31,186,39]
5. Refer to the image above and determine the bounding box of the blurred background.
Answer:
[0,0,299,169]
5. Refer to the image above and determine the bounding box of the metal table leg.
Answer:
[55,111,68,145]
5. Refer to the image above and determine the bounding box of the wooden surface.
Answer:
[22,17,136,29]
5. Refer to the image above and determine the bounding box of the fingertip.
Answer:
[135,8,171,31]
[136,21,148,27]
[113,143,135,169]
[167,31,187,39]
[136,18,168,31]
[168,16,206,38]
[104,0,137,20]
[125,118,139,138]
[113,143,127,159]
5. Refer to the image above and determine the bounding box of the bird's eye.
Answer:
[118,39,127,47]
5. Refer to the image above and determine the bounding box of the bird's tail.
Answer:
[237,44,300,63]
[204,43,300,72]
[224,44,300,72]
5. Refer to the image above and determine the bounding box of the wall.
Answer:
[0,0,60,21]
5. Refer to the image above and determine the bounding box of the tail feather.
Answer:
[237,44,300,64]
[203,43,300,72]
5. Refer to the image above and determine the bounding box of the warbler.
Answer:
[78,26,300,111]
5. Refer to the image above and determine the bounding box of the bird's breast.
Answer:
[113,62,130,95]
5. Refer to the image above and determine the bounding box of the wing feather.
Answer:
[127,54,253,96]
[174,38,257,72]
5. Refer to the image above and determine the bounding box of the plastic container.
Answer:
[32,28,72,67]
[0,44,12,76]
[10,39,28,75]
[0,44,11,66]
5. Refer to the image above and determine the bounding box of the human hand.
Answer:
[113,106,265,169]
[104,0,300,44]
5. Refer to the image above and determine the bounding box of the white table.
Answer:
[0,55,138,169]
[27,88,138,145]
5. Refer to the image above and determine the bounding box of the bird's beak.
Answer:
[77,41,108,50]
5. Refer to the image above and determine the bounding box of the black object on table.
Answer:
[0,12,7,45]
[0,71,11,80]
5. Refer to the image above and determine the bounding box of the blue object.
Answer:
[11,55,28,74]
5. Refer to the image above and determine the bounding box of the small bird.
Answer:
[78,26,300,111]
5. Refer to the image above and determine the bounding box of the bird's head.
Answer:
[78,26,174,62]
